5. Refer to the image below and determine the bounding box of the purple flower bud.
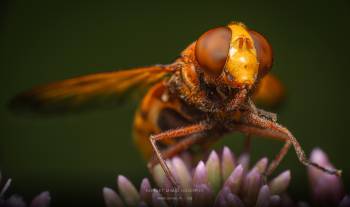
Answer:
[223,164,243,194]
[221,146,235,181]
[256,185,271,207]
[117,175,140,206]
[193,161,208,186]
[193,161,214,205]
[206,151,221,193]
[139,178,152,206]
[30,191,51,207]
[308,148,344,205]
[242,167,262,206]
[152,164,166,188]
[103,187,124,207]
[269,170,291,195]
[254,157,268,174]
[172,157,191,191]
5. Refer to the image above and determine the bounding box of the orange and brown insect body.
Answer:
[134,23,269,162]
[133,82,205,159]
[11,22,341,189]
[133,83,167,159]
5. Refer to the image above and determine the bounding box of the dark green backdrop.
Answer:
[0,0,349,206]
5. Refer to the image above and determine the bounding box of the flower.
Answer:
[103,146,296,207]
[307,148,350,207]
[0,172,50,207]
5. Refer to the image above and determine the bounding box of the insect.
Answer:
[10,22,341,188]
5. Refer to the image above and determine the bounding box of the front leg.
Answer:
[240,98,277,155]
[239,112,341,176]
[233,123,291,176]
[148,122,211,188]
[247,98,277,122]
[226,88,248,111]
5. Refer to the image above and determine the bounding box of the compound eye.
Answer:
[248,30,273,77]
[195,27,231,76]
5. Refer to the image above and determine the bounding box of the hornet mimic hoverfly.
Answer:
[10,22,341,187]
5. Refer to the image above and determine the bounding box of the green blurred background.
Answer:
[0,0,349,206]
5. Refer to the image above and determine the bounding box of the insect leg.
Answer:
[247,98,277,122]
[233,124,290,175]
[149,122,211,188]
[267,140,291,175]
[148,133,206,167]
[226,88,247,111]
[242,113,342,176]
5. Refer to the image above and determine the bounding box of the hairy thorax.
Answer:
[167,61,244,124]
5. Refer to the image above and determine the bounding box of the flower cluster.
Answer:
[0,172,50,207]
[103,147,295,207]
[0,146,348,207]
[103,147,350,207]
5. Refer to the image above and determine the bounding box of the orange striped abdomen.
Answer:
[133,82,201,159]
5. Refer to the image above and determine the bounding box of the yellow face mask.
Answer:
[224,23,259,88]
